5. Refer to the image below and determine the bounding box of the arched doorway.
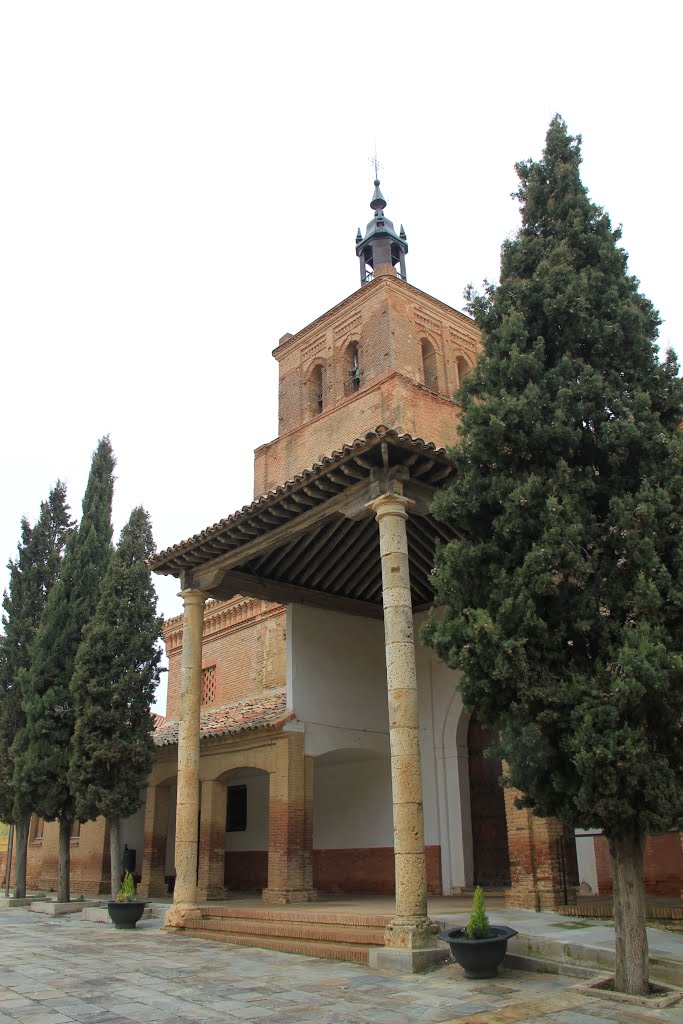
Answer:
[468,719,511,887]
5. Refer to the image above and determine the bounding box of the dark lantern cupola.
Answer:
[355,178,408,286]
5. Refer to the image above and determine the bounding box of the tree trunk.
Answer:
[57,818,71,904]
[109,817,121,898]
[13,818,29,899]
[609,832,649,995]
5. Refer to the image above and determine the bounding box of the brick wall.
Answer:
[313,845,442,895]
[254,273,480,495]
[164,597,286,721]
[594,833,683,897]
[25,817,110,894]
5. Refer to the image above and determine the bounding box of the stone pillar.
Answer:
[368,489,438,962]
[197,780,228,901]
[165,588,206,928]
[503,781,576,909]
[263,733,317,904]
[139,785,171,898]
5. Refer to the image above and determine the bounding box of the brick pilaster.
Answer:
[197,780,228,901]
[503,783,577,909]
[138,785,170,898]
[262,733,316,904]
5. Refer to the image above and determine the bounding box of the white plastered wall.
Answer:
[120,796,146,874]
[287,603,470,890]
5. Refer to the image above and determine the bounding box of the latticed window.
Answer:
[201,665,217,705]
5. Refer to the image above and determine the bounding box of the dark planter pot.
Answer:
[107,901,146,929]
[438,925,518,979]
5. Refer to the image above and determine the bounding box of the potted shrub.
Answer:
[439,886,517,978]
[107,870,146,929]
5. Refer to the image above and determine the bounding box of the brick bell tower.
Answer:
[252,178,481,497]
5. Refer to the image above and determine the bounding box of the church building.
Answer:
[15,179,683,966]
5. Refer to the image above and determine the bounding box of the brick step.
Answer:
[196,914,386,945]
[180,928,372,964]
[202,905,392,928]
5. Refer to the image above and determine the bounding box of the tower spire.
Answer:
[355,175,408,286]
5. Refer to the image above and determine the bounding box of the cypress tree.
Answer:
[424,116,683,995]
[69,507,162,897]
[0,484,72,897]
[13,438,115,902]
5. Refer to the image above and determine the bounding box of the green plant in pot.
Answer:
[439,887,517,978]
[107,870,146,929]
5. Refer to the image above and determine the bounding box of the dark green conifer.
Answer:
[69,506,162,897]
[424,116,683,995]
[0,484,72,897]
[13,439,115,902]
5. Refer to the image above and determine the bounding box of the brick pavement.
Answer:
[0,909,680,1024]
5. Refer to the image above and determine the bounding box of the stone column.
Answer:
[165,588,206,928]
[138,785,171,898]
[196,780,228,901]
[369,490,438,960]
[263,733,317,904]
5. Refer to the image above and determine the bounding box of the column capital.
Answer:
[178,588,207,608]
[367,490,415,521]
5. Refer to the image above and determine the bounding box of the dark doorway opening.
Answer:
[468,719,511,887]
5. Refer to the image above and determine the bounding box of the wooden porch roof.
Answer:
[150,426,459,617]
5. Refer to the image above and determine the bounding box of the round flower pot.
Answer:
[438,925,518,978]
[107,901,146,929]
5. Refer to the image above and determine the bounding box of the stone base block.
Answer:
[384,915,440,950]
[261,888,318,905]
[368,945,449,974]
[0,897,49,908]
[164,904,202,928]
[30,900,103,916]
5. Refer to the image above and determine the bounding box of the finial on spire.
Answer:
[370,147,381,181]
[355,166,408,286]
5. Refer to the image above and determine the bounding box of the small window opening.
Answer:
[421,338,439,392]
[70,819,81,840]
[32,816,44,842]
[227,785,247,832]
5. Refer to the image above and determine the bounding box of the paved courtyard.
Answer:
[0,910,681,1024]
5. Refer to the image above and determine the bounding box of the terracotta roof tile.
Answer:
[153,691,291,747]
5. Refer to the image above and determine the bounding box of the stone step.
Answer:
[196,913,386,946]
[180,928,373,964]
[202,905,391,928]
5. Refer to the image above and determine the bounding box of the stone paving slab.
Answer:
[0,911,680,1024]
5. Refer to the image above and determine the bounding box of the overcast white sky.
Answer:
[1,2,680,713]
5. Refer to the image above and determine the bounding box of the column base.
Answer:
[368,945,448,974]
[384,915,440,950]
[164,904,202,929]
[261,888,318,905]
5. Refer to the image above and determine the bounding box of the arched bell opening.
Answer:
[421,338,439,393]
[343,340,361,396]
[306,363,325,419]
